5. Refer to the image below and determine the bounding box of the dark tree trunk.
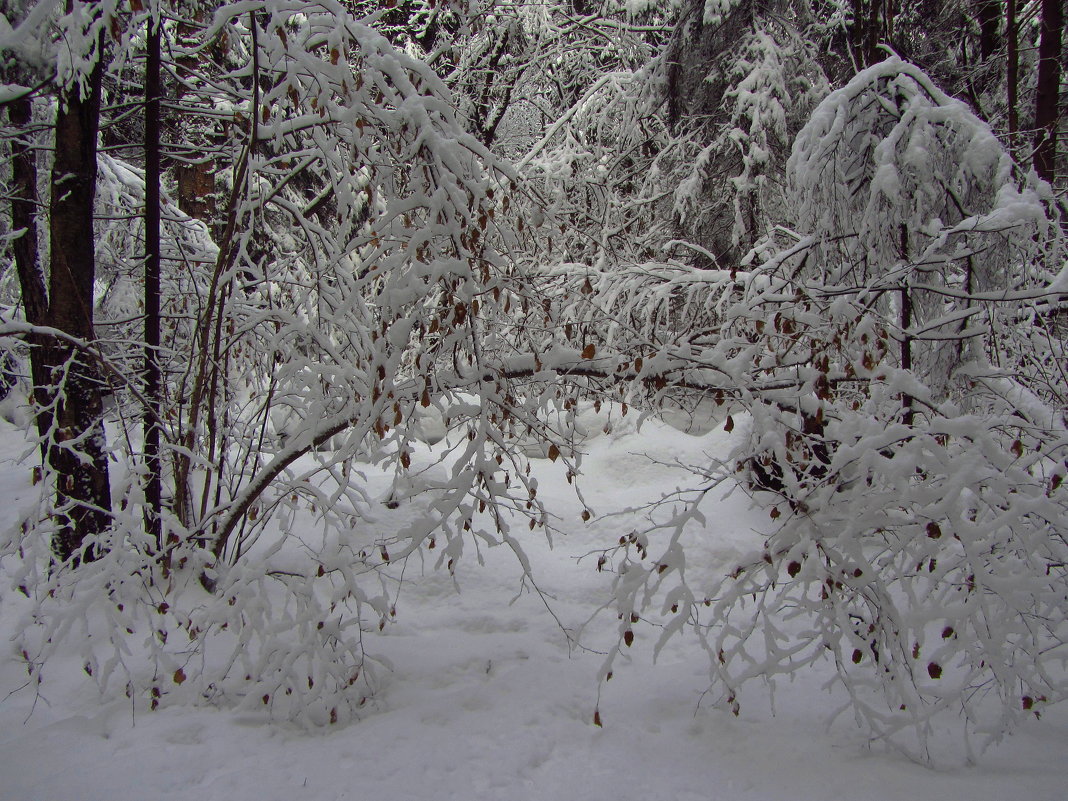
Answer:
[850,0,888,68]
[6,91,55,447]
[47,52,112,564]
[8,96,47,327]
[1034,0,1063,182]
[865,0,881,66]
[899,224,914,427]
[849,0,866,66]
[976,0,1001,61]
[145,14,163,549]
[1007,0,1020,151]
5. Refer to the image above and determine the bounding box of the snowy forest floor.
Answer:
[1,412,1066,801]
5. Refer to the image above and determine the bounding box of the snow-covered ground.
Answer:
[1,413,1065,801]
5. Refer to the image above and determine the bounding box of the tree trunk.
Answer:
[850,0,886,68]
[899,223,914,427]
[1007,0,1020,154]
[976,0,1000,61]
[47,52,112,564]
[1034,0,1063,182]
[174,13,217,225]
[849,0,866,66]
[6,91,55,448]
[145,14,163,549]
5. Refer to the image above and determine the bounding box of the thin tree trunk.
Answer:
[1034,0,1063,182]
[145,14,163,549]
[47,49,112,564]
[1007,0,1020,156]
[899,224,913,427]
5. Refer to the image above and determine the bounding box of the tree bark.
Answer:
[6,91,55,447]
[976,0,1000,61]
[47,51,112,564]
[849,0,887,68]
[145,14,163,548]
[1034,0,1063,182]
[1007,0,1020,153]
[174,13,217,224]
[899,223,914,427]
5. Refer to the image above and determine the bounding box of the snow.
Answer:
[703,0,741,26]
[0,83,29,104]
[1,415,1066,800]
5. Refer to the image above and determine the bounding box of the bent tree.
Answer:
[590,59,1068,759]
